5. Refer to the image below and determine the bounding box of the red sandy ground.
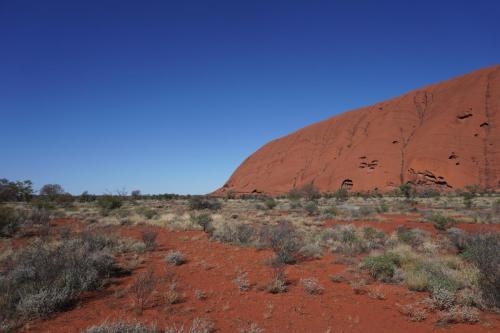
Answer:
[19,217,500,333]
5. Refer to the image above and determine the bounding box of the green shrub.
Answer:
[428,213,455,231]
[361,253,401,282]
[334,188,349,202]
[399,183,416,200]
[264,198,277,210]
[79,191,97,202]
[193,214,213,233]
[188,196,221,211]
[362,226,386,243]
[0,206,21,237]
[462,233,500,308]
[396,227,426,247]
[136,207,157,220]
[376,201,389,213]
[304,201,318,216]
[97,196,123,210]
[287,184,320,201]
[0,179,33,202]
[358,206,374,218]
[322,206,338,217]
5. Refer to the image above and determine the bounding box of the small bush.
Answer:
[130,269,157,314]
[437,305,479,324]
[0,206,21,237]
[264,198,277,210]
[304,201,319,216]
[234,223,255,245]
[165,250,186,266]
[141,230,158,251]
[327,224,384,256]
[97,195,123,211]
[396,227,427,247]
[266,221,302,265]
[165,283,183,305]
[188,196,221,211]
[136,207,157,220]
[211,222,256,246]
[428,213,455,231]
[301,278,324,295]
[462,233,500,308]
[376,201,389,213]
[361,253,401,282]
[322,206,338,217]
[399,183,416,200]
[431,288,455,310]
[266,268,288,294]
[358,206,374,218]
[0,233,121,327]
[405,270,429,291]
[28,207,50,227]
[298,243,323,260]
[334,188,349,202]
[447,228,468,252]
[288,184,320,201]
[85,321,157,333]
[193,214,213,233]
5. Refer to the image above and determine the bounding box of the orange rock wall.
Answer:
[217,66,500,195]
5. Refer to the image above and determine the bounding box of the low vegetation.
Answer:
[1,177,499,331]
[0,232,124,330]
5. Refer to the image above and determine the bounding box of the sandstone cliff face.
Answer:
[218,66,500,195]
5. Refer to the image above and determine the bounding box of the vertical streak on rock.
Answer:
[399,91,433,185]
[483,73,492,189]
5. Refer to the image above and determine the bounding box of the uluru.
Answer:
[218,65,500,195]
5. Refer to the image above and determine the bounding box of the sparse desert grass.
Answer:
[164,318,214,333]
[86,318,215,333]
[85,321,157,333]
[298,243,323,259]
[239,323,264,333]
[265,267,288,294]
[3,194,499,330]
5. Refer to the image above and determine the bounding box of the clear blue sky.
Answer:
[1,1,499,195]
